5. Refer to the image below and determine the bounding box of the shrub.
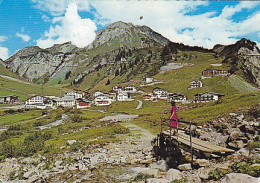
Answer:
[70,114,83,123]
[133,173,154,181]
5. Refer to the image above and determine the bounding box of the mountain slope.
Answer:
[213,38,260,87]
[4,42,78,83]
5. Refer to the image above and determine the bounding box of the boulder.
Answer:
[166,169,182,181]
[221,173,259,183]
[146,178,168,183]
[198,167,213,179]
[24,170,34,179]
[195,159,210,167]
[149,160,168,171]
[178,163,192,171]
[66,140,77,146]
[215,164,229,171]
[228,130,243,141]
[228,140,244,149]
[141,168,159,177]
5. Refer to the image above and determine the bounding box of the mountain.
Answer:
[87,21,170,49]
[4,42,78,83]
[213,38,260,87]
[3,21,170,85]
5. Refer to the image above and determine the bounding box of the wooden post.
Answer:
[189,121,193,168]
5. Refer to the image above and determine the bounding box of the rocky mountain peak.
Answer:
[87,21,169,49]
[213,38,260,57]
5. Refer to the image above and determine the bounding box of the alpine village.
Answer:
[0,21,259,183]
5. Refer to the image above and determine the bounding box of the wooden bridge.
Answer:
[152,120,235,166]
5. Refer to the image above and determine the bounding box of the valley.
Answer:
[0,21,259,182]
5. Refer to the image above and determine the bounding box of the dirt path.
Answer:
[136,100,143,109]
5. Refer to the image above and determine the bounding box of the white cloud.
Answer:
[92,1,260,48]
[31,0,90,16]
[16,33,31,42]
[41,14,51,22]
[36,2,97,48]
[0,36,7,43]
[0,47,9,60]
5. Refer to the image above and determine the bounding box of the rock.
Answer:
[236,115,244,121]
[235,148,250,157]
[198,167,212,179]
[228,140,244,149]
[221,173,259,183]
[149,160,168,171]
[141,168,159,177]
[178,163,192,171]
[54,160,63,167]
[24,170,34,179]
[228,130,244,141]
[195,159,210,167]
[250,163,260,168]
[215,164,230,171]
[27,175,39,183]
[146,178,168,183]
[166,169,182,181]
[66,140,77,146]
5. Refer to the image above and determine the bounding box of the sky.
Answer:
[0,0,260,60]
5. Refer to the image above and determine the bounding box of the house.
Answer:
[112,85,123,93]
[143,94,157,102]
[124,86,137,93]
[201,69,229,78]
[153,87,168,100]
[65,92,83,99]
[145,77,154,83]
[54,96,76,107]
[76,98,92,109]
[168,93,187,103]
[194,92,225,102]
[93,91,104,98]
[94,95,112,106]
[188,80,203,89]
[26,95,46,105]
[0,95,19,104]
[117,91,130,101]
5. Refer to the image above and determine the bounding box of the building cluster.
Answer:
[0,95,19,104]
[94,85,136,106]
[23,85,138,109]
[143,87,187,103]
[201,69,229,79]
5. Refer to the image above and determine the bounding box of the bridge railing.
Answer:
[159,118,195,166]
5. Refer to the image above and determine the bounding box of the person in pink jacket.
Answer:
[170,101,179,136]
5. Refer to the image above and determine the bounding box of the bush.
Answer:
[70,114,83,123]
[209,169,229,180]
[133,173,154,181]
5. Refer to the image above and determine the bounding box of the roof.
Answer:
[54,96,75,102]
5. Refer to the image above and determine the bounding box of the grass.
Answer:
[0,77,62,101]
[0,110,42,126]
[178,92,260,124]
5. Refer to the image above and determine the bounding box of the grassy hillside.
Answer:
[0,77,62,101]
[0,64,20,78]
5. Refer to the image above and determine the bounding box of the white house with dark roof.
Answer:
[194,92,225,102]
[117,91,131,101]
[54,96,76,107]
[65,92,83,99]
[188,80,203,90]
[124,86,137,93]
[94,94,112,106]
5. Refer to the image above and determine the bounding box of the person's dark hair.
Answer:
[171,101,176,106]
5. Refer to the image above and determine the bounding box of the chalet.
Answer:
[168,93,187,103]
[112,85,123,93]
[117,91,130,101]
[26,95,46,105]
[94,95,112,106]
[94,91,104,97]
[188,80,203,90]
[124,86,137,93]
[201,69,229,78]
[153,87,168,100]
[194,92,225,102]
[0,95,19,104]
[76,99,92,109]
[65,92,83,99]
[142,94,157,102]
[54,96,76,107]
[145,77,153,83]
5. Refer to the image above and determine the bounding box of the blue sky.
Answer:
[0,0,260,60]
